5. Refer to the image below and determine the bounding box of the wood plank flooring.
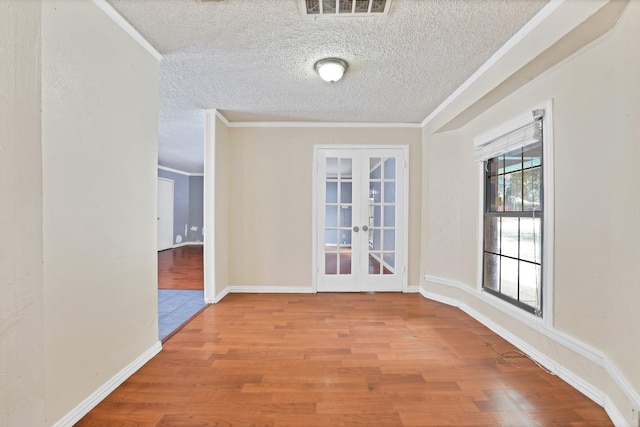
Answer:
[158,245,203,290]
[77,292,612,426]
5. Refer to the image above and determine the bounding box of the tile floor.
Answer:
[158,289,206,341]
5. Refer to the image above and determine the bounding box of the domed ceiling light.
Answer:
[314,58,348,83]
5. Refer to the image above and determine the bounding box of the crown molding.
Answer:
[92,0,162,61]
[157,165,204,177]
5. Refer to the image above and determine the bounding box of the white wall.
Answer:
[422,2,640,423]
[0,1,46,425]
[41,1,160,423]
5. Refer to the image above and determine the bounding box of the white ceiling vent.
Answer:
[300,0,392,17]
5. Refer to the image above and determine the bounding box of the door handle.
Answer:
[362,225,368,231]
[353,226,359,232]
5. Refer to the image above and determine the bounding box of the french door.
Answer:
[315,146,407,292]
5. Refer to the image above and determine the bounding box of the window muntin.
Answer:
[482,129,543,315]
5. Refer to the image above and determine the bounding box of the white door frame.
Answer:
[157,177,174,251]
[312,144,409,293]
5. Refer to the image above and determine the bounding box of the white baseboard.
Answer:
[52,341,162,427]
[212,285,314,303]
[421,277,636,427]
[405,285,420,293]
[172,241,203,248]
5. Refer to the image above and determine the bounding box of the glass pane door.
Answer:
[367,157,396,276]
[316,147,405,292]
[324,156,353,276]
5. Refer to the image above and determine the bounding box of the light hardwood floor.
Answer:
[158,245,204,290]
[77,289,612,425]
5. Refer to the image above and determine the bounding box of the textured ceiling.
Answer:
[107,0,548,173]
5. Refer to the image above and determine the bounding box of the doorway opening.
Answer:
[157,171,206,342]
[158,246,206,341]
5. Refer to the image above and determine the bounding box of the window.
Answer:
[478,115,544,316]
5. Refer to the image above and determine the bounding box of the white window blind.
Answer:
[474,118,542,163]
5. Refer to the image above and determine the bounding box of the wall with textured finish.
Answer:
[0,1,46,425]
[422,2,639,423]
[226,127,421,288]
[41,0,160,423]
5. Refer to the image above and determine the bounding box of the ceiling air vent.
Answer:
[301,0,392,17]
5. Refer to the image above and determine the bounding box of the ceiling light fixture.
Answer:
[314,58,348,83]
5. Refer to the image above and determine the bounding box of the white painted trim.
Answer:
[91,0,162,61]
[541,99,555,326]
[401,145,409,293]
[171,241,204,249]
[226,121,421,129]
[420,0,563,128]
[157,177,174,252]
[214,286,314,303]
[52,341,162,427]
[214,110,232,127]
[210,286,230,304]
[158,165,204,177]
[405,285,420,293]
[421,275,639,425]
[203,110,216,305]
[311,148,319,293]
[211,110,419,129]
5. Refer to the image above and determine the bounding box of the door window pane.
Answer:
[372,205,381,227]
[384,158,396,179]
[383,182,395,203]
[325,206,337,227]
[371,229,381,251]
[340,158,352,179]
[340,182,352,203]
[325,229,338,247]
[326,182,337,203]
[369,158,382,179]
[340,206,352,228]
[326,158,338,179]
[325,253,337,275]
[339,230,351,246]
[339,253,352,275]
[370,182,381,203]
[383,229,395,251]
[383,205,395,227]
[383,253,395,272]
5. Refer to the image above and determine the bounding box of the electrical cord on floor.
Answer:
[480,337,555,376]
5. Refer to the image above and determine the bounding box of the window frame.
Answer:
[482,140,544,315]
[475,100,554,325]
